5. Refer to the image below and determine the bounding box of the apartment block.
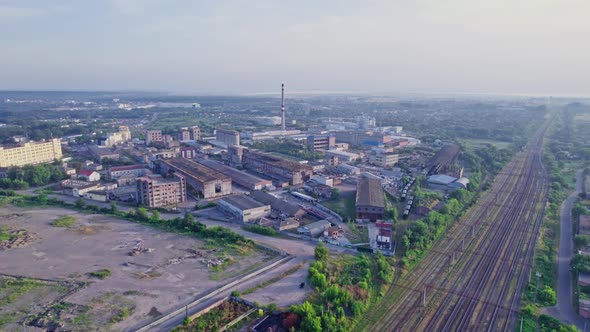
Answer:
[136,174,186,208]
[307,135,335,151]
[0,138,62,167]
[145,130,163,145]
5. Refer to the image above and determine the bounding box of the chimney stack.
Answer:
[281,83,286,131]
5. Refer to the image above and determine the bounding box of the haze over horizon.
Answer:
[1,0,589,96]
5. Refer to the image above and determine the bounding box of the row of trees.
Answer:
[401,189,475,268]
[4,163,65,187]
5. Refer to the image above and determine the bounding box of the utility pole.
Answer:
[423,286,426,307]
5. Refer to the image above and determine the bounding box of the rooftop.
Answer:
[246,150,313,172]
[430,144,460,167]
[427,174,458,185]
[88,145,119,156]
[220,194,267,211]
[161,158,230,183]
[109,164,145,172]
[196,159,270,187]
[78,169,96,176]
[249,190,304,216]
[356,177,385,208]
[301,220,331,232]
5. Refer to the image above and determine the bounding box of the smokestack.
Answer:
[281,83,286,131]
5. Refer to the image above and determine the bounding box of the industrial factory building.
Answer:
[217,194,271,222]
[249,190,306,219]
[195,159,272,190]
[158,158,232,199]
[356,177,385,222]
[428,144,460,175]
[241,150,313,186]
[215,129,240,147]
[228,146,313,186]
[333,131,391,147]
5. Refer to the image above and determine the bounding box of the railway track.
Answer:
[359,125,549,332]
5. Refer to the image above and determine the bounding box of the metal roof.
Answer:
[356,177,385,208]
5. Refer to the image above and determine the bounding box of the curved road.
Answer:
[545,169,585,330]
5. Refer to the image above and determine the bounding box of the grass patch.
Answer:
[110,306,133,324]
[72,313,94,326]
[0,225,15,242]
[459,138,512,150]
[321,196,356,221]
[0,278,44,306]
[89,268,112,280]
[347,222,369,244]
[50,215,76,227]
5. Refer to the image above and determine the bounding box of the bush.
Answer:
[89,268,112,279]
[537,286,556,305]
[243,225,277,236]
[314,243,328,261]
[50,215,76,227]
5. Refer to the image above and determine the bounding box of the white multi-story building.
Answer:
[0,139,62,167]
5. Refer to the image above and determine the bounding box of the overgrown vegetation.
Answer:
[400,186,479,269]
[173,299,252,332]
[243,224,277,236]
[89,269,112,280]
[0,278,44,306]
[291,243,393,331]
[50,215,76,227]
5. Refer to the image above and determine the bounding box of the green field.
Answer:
[321,196,356,221]
[459,138,512,150]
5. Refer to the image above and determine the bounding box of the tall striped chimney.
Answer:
[281,83,286,131]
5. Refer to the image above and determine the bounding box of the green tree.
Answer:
[314,242,328,261]
[537,286,556,305]
[574,235,590,250]
[331,188,340,199]
[150,210,161,222]
[136,207,149,221]
[296,302,322,332]
[37,193,48,205]
[309,271,327,290]
[75,198,85,209]
[110,201,118,214]
[184,213,195,226]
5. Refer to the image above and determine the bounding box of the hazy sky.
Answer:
[1,0,589,95]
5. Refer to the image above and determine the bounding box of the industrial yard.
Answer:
[0,206,274,331]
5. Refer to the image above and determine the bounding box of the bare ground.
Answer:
[0,206,274,331]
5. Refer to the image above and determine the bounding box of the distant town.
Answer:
[1,90,589,331]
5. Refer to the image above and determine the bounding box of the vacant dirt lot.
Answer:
[0,206,274,331]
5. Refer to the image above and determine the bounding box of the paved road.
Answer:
[545,170,586,330]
